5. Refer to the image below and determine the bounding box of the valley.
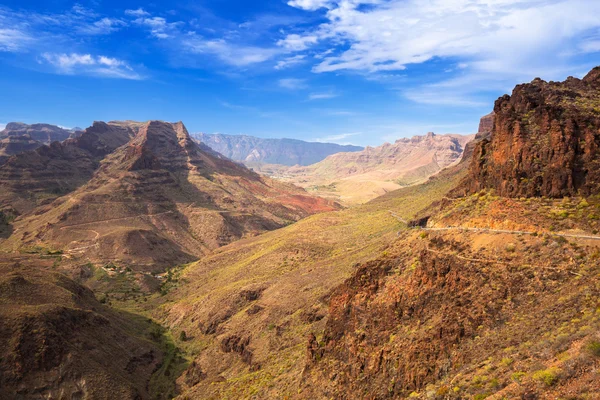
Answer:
[0,60,599,400]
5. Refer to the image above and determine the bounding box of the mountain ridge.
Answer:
[193,132,363,166]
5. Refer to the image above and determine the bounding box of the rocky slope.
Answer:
[141,158,469,399]
[0,122,76,143]
[297,68,600,400]
[266,132,473,204]
[0,121,138,214]
[0,135,42,165]
[301,197,600,399]
[464,68,600,197]
[193,132,363,166]
[0,255,168,399]
[1,121,338,271]
[0,123,81,166]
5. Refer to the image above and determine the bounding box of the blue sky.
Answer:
[0,0,599,146]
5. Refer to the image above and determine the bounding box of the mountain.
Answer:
[0,122,75,143]
[464,68,600,198]
[297,68,600,399]
[265,132,474,204]
[0,254,170,399]
[143,156,469,399]
[1,121,338,271]
[0,135,42,165]
[192,132,363,166]
[0,123,81,166]
[0,121,138,214]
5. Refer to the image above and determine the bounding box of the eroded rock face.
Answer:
[465,67,600,197]
[1,122,74,143]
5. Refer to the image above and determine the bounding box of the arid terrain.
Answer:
[256,132,474,205]
[0,67,599,400]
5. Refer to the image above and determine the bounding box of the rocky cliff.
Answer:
[193,133,363,166]
[464,67,600,197]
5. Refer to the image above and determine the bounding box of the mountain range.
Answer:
[1,67,600,400]
[0,122,81,165]
[258,132,474,204]
[192,132,363,166]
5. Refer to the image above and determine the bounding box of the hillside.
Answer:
[0,121,139,214]
[264,132,473,205]
[0,135,41,165]
[0,122,76,143]
[0,254,171,400]
[124,154,471,399]
[1,121,338,271]
[0,123,79,165]
[193,132,363,166]
[298,68,600,399]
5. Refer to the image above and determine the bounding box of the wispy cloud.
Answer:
[277,34,318,51]
[125,8,150,17]
[284,0,600,104]
[40,53,143,80]
[279,78,307,90]
[183,34,279,66]
[315,132,361,144]
[132,16,181,39]
[77,17,126,35]
[0,28,32,52]
[308,92,338,100]
[275,55,306,70]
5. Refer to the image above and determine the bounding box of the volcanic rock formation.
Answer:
[465,67,600,197]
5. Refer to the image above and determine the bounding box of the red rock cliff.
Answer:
[465,67,600,197]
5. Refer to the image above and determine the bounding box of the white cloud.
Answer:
[0,28,32,52]
[279,78,308,89]
[133,16,181,39]
[277,34,318,51]
[184,35,278,66]
[287,0,332,11]
[40,53,142,80]
[125,8,150,17]
[308,92,338,100]
[283,0,600,104]
[275,55,306,70]
[78,17,126,35]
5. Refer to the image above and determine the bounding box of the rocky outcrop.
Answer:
[477,112,494,135]
[464,67,600,197]
[193,133,363,166]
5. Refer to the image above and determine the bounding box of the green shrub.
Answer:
[510,372,526,383]
[532,367,561,386]
[505,243,516,252]
[587,340,600,357]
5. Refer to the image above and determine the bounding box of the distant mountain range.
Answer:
[0,122,81,165]
[257,132,475,204]
[192,132,363,166]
